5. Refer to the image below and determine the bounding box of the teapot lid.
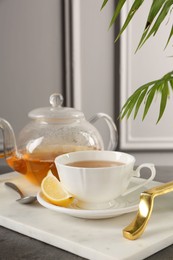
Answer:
[28,93,84,119]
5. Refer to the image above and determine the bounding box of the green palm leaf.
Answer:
[156,82,169,123]
[101,0,173,122]
[114,0,145,42]
[120,71,173,123]
[142,85,157,120]
[120,82,155,119]
[139,0,173,48]
[133,87,149,119]
[146,0,166,26]
[136,0,166,51]
[170,79,173,89]
[101,0,173,48]
[109,0,127,28]
[101,0,108,10]
[120,92,139,119]
[165,25,173,49]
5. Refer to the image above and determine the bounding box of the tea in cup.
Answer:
[55,151,156,210]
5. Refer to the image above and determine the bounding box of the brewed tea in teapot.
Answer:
[0,93,118,185]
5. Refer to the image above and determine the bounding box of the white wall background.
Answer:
[119,1,173,170]
[0,0,119,169]
[0,0,118,152]
[0,0,63,136]
[1,0,173,171]
[120,1,173,152]
[72,0,118,149]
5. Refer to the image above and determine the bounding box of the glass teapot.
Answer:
[0,93,118,185]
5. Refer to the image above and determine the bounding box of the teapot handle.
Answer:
[89,113,118,151]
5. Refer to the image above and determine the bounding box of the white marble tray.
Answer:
[1,172,173,260]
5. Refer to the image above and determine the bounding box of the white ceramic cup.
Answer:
[55,151,156,210]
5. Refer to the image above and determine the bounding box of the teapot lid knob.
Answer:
[28,93,84,119]
[50,93,63,108]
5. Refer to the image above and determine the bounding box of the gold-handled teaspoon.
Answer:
[123,181,173,240]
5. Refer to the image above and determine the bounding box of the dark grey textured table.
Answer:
[1,159,173,260]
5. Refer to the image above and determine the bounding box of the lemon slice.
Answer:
[41,170,74,207]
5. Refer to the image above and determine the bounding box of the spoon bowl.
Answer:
[5,182,37,204]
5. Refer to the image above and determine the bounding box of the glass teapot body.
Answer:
[1,93,118,186]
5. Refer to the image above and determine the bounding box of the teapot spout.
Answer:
[0,118,18,159]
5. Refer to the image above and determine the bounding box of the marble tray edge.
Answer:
[0,214,112,260]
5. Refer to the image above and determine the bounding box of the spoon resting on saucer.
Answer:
[5,182,37,204]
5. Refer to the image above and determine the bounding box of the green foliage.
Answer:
[102,0,173,122]
[120,71,173,123]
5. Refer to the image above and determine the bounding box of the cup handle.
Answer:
[122,163,156,196]
[89,112,118,151]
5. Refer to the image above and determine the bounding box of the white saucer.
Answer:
[37,178,157,219]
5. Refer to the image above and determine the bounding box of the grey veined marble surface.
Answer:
[0,164,173,260]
